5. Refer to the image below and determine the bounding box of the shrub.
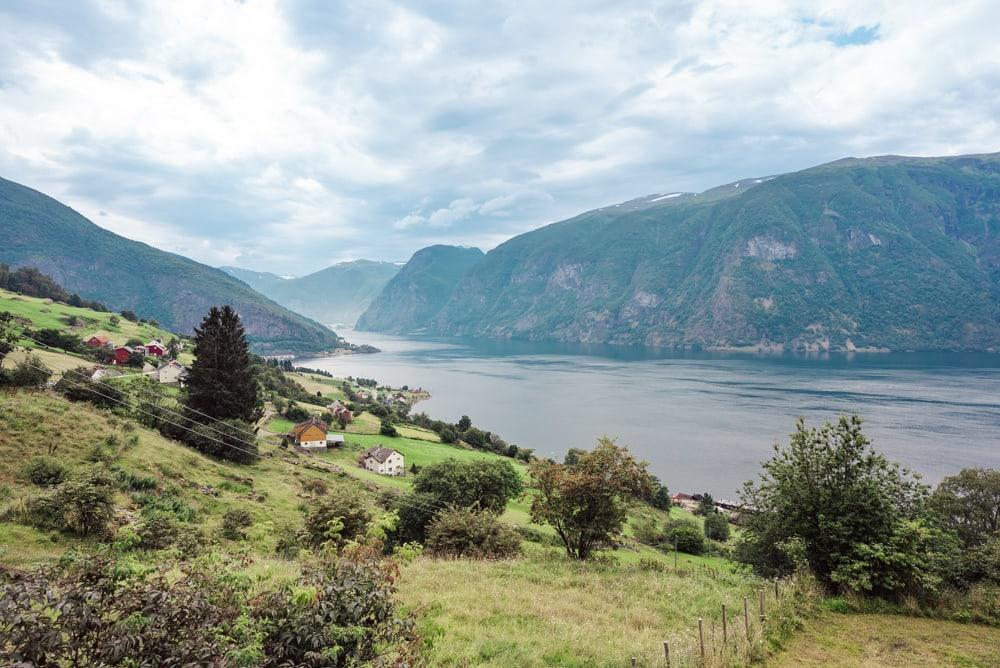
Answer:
[55,367,125,409]
[379,419,399,437]
[425,507,522,559]
[2,354,52,388]
[304,486,372,546]
[392,491,442,545]
[221,507,254,540]
[22,456,68,488]
[632,517,664,546]
[413,458,523,513]
[137,511,180,549]
[664,519,706,555]
[704,512,731,542]
[30,467,116,537]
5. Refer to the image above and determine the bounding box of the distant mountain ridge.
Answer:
[221,260,400,326]
[360,153,1000,352]
[356,245,485,333]
[0,177,341,355]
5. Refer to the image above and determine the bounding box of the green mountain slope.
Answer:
[372,153,1000,351]
[356,245,484,333]
[221,260,400,326]
[0,177,341,355]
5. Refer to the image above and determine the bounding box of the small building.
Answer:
[671,492,698,512]
[145,341,167,357]
[326,400,354,424]
[85,334,110,348]
[156,360,188,385]
[360,446,404,476]
[326,433,345,447]
[291,417,329,449]
[88,366,121,381]
[112,346,134,365]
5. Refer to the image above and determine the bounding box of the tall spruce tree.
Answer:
[186,306,260,422]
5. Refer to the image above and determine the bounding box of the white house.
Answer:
[360,446,404,476]
[156,360,189,385]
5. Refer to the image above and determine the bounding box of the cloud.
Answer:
[0,1,998,273]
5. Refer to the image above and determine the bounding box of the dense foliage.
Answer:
[0,264,107,311]
[736,415,940,598]
[425,507,522,559]
[530,438,654,559]
[0,552,417,666]
[412,459,523,513]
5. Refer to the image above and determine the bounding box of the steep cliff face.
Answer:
[371,154,1000,351]
[0,177,341,355]
[356,245,484,333]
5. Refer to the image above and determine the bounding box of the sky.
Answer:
[1,1,998,275]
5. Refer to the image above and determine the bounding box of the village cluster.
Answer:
[83,333,189,385]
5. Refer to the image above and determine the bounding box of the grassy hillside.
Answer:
[357,245,485,333]
[369,153,1000,352]
[0,177,341,354]
[222,260,400,326]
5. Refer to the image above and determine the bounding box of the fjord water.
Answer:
[303,331,1000,497]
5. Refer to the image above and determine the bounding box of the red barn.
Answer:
[145,341,166,357]
[85,334,110,348]
[112,346,134,365]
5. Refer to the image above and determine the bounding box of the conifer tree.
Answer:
[185,305,260,422]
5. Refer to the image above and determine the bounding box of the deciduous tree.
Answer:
[530,438,654,559]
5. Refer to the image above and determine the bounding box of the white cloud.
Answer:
[0,0,998,273]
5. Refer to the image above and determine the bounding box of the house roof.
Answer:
[88,334,110,343]
[326,433,345,441]
[292,417,329,438]
[362,446,399,463]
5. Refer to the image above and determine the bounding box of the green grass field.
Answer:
[767,612,1000,667]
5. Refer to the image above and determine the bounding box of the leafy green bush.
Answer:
[29,467,116,537]
[392,491,442,545]
[1,354,52,388]
[425,507,522,559]
[413,458,523,513]
[21,456,68,488]
[304,486,372,546]
[704,512,731,542]
[221,508,254,540]
[137,511,180,549]
[664,519,706,555]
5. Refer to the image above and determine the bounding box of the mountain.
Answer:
[356,245,485,333]
[221,260,400,326]
[364,153,1000,352]
[0,176,341,355]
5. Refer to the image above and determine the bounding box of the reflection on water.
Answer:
[301,330,1000,496]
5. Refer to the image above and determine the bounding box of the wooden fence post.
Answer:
[698,617,705,663]
[743,596,750,638]
[630,657,637,667]
[774,579,779,600]
[663,640,670,667]
[722,603,728,644]
[759,588,765,624]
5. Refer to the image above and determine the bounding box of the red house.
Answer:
[112,346,134,365]
[85,334,110,348]
[145,341,166,357]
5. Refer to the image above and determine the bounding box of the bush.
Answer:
[704,512,731,542]
[137,511,180,549]
[304,486,372,546]
[30,467,116,537]
[55,367,125,409]
[2,354,52,388]
[22,456,68,487]
[413,459,523,513]
[221,507,254,540]
[379,419,399,437]
[664,519,706,555]
[425,507,522,559]
[392,491,442,545]
[632,517,664,546]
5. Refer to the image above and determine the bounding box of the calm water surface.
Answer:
[302,331,1000,496]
